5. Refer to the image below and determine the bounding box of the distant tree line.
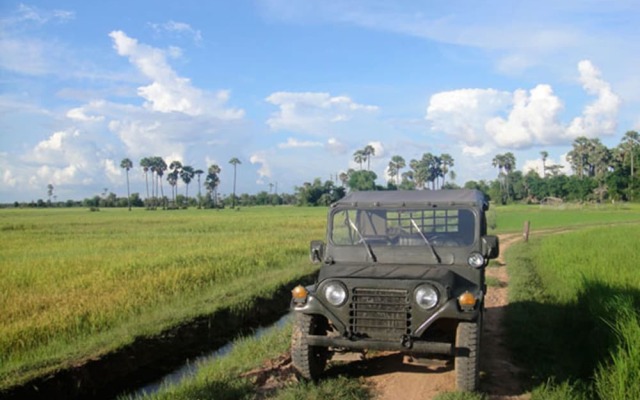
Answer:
[7,131,639,208]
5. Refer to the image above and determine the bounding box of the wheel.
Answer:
[455,320,480,391]
[291,313,329,380]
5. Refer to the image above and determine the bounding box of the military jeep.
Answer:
[290,190,499,391]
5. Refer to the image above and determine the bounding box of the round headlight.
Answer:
[324,282,348,306]
[468,252,485,268]
[415,284,439,310]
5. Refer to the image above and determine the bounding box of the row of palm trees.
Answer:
[352,145,376,170]
[119,156,242,210]
[344,148,455,191]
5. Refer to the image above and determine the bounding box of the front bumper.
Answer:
[292,285,481,346]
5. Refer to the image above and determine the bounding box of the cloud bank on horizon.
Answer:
[0,1,638,202]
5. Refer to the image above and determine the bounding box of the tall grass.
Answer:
[0,207,326,389]
[505,224,640,399]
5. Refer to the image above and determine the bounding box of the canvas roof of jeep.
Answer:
[332,189,488,209]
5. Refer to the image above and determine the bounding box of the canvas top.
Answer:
[332,190,488,209]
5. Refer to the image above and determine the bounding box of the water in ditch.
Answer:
[129,312,292,398]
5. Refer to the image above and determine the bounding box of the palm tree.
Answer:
[154,157,167,209]
[620,130,640,182]
[229,157,241,208]
[388,155,406,185]
[353,150,365,170]
[47,184,54,204]
[180,165,195,205]
[167,171,179,205]
[440,154,454,188]
[169,161,182,205]
[194,169,204,208]
[206,164,221,208]
[363,145,376,171]
[428,154,441,190]
[502,152,516,201]
[338,171,349,187]
[567,137,592,178]
[140,157,152,200]
[410,157,429,190]
[492,154,506,202]
[540,151,549,178]
[120,158,133,211]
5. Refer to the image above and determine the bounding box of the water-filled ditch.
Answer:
[1,274,314,400]
[129,313,292,398]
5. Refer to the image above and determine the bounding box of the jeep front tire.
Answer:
[455,320,480,391]
[291,313,329,380]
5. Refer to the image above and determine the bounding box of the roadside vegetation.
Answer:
[3,202,640,399]
[0,207,325,391]
[505,224,640,399]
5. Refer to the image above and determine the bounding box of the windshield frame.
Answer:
[329,206,478,248]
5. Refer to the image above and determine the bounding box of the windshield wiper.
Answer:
[347,218,377,262]
[410,219,441,264]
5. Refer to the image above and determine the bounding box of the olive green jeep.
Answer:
[290,190,499,391]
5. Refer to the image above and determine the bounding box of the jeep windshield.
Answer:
[331,208,476,248]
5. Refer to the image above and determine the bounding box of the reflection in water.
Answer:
[131,313,292,398]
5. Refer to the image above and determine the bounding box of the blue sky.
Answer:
[1,1,639,202]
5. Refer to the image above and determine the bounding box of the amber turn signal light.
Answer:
[291,285,308,300]
[458,291,477,307]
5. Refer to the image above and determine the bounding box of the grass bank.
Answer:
[0,207,326,393]
[122,322,372,400]
[505,224,640,399]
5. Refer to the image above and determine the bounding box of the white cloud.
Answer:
[426,60,620,151]
[250,151,272,180]
[12,4,75,25]
[426,88,512,146]
[522,154,570,176]
[109,30,243,118]
[33,130,80,159]
[566,60,621,139]
[3,169,17,187]
[149,21,203,43]
[277,137,323,149]
[462,144,494,157]
[486,84,565,148]
[36,164,79,185]
[104,159,122,183]
[326,137,347,154]
[266,92,378,135]
[67,103,105,122]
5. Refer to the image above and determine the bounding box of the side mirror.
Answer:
[482,235,500,259]
[310,240,325,263]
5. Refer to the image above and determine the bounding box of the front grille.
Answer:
[349,288,411,339]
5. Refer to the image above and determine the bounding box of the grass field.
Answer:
[0,206,326,390]
[2,203,640,399]
[506,224,640,399]
[487,202,640,233]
